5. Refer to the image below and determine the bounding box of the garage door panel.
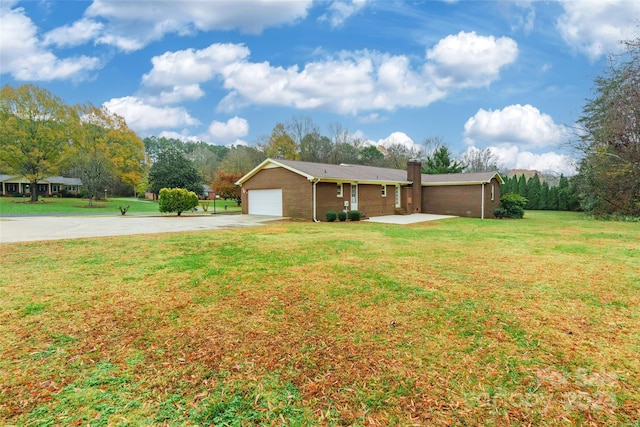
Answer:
[248,189,282,216]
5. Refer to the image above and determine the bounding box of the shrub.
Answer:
[118,205,130,215]
[158,187,199,216]
[500,193,528,219]
[325,211,337,222]
[201,201,210,212]
[348,210,361,221]
[493,207,506,219]
[337,211,347,222]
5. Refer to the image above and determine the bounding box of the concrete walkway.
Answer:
[365,213,457,224]
[0,214,282,243]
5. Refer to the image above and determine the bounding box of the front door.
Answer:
[350,183,358,211]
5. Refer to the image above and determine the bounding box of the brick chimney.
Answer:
[407,160,422,213]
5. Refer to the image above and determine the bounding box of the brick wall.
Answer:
[421,179,501,218]
[241,167,312,218]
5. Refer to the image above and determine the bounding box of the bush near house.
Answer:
[499,193,528,219]
[348,210,361,221]
[337,211,347,222]
[158,188,199,216]
[325,211,337,222]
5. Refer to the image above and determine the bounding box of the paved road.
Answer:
[0,214,282,243]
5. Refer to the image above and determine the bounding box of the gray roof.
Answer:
[275,159,410,183]
[421,171,504,185]
[44,176,83,185]
[238,158,503,186]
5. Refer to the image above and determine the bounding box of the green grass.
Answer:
[0,211,638,425]
[0,196,240,215]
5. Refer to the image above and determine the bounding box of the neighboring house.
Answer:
[235,158,503,220]
[0,175,82,196]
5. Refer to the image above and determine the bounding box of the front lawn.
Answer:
[0,211,638,425]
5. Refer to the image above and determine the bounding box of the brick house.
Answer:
[235,158,503,220]
[0,175,82,196]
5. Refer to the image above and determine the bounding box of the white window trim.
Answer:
[491,184,495,201]
[381,185,387,197]
[337,183,343,198]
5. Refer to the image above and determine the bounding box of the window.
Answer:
[381,185,387,197]
[6,183,18,193]
[491,184,495,201]
[337,183,343,197]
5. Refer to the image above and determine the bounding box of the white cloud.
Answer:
[487,144,577,176]
[137,32,518,116]
[82,0,312,51]
[556,0,640,61]
[319,0,369,28]
[207,116,249,143]
[463,104,570,148]
[142,43,250,88]
[376,131,418,150]
[43,18,103,48]
[146,84,205,105]
[103,96,200,133]
[0,5,101,81]
[425,31,518,89]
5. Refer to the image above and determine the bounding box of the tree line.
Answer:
[501,174,579,211]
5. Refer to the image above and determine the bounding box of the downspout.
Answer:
[312,178,320,222]
[481,183,485,220]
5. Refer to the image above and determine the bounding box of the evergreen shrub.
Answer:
[325,211,337,222]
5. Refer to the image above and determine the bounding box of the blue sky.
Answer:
[2,0,639,175]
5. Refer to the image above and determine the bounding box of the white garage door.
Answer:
[248,189,283,216]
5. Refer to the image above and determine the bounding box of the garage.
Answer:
[248,189,283,216]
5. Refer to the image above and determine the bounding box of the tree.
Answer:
[148,147,204,196]
[527,174,541,209]
[143,136,185,162]
[158,187,199,216]
[540,181,550,210]
[71,152,113,206]
[383,143,421,169]
[218,145,265,174]
[75,103,145,194]
[359,145,384,166]
[185,142,224,184]
[286,115,319,147]
[265,123,298,160]
[461,147,499,172]
[574,36,640,216]
[517,174,527,197]
[422,145,464,174]
[211,171,242,204]
[299,132,333,163]
[0,84,78,201]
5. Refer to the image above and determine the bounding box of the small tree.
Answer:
[211,171,242,205]
[158,187,199,216]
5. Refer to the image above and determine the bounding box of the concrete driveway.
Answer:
[0,214,282,243]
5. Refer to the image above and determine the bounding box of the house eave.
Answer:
[235,158,315,186]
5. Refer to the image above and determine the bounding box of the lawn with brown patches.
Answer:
[0,211,638,425]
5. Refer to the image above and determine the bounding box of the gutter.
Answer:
[481,183,485,220]
[312,178,320,222]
